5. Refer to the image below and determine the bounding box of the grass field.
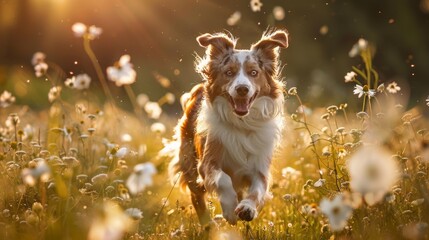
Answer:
[0,25,428,240]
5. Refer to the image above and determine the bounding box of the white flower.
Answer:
[125,208,143,220]
[344,71,357,83]
[377,83,385,93]
[65,74,91,90]
[353,85,375,98]
[320,194,353,232]
[121,133,132,142]
[48,86,61,102]
[347,146,399,206]
[72,22,102,39]
[31,52,46,66]
[150,122,166,134]
[426,96,429,107]
[88,202,133,240]
[164,92,175,104]
[250,0,263,12]
[0,91,16,108]
[72,22,87,37]
[21,159,51,186]
[386,81,401,94]
[126,162,157,195]
[314,178,326,188]
[144,101,162,119]
[349,38,368,57]
[273,6,285,21]
[34,62,48,77]
[88,25,103,38]
[107,55,137,86]
[115,147,128,158]
[136,93,149,108]
[227,11,241,26]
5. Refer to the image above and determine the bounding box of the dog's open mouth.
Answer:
[228,92,258,116]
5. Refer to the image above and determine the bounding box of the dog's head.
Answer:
[196,30,288,116]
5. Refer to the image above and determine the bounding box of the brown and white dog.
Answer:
[169,29,288,225]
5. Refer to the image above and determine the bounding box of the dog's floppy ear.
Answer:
[251,30,288,75]
[197,33,235,59]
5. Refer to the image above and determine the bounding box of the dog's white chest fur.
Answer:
[197,95,284,177]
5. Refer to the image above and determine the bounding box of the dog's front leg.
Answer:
[199,136,238,225]
[235,171,268,221]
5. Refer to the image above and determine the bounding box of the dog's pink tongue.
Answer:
[233,98,250,116]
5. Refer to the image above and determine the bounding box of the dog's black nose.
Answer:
[236,85,249,97]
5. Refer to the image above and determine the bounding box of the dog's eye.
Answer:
[250,70,258,76]
[226,70,233,76]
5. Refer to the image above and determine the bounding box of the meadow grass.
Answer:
[0,26,428,240]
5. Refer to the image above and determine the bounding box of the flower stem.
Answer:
[124,85,143,119]
[82,35,115,107]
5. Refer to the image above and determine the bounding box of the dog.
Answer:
[168,29,288,225]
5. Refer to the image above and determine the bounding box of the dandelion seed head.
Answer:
[107,55,137,86]
[126,162,157,195]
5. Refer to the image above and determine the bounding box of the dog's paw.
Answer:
[235,200,257,221]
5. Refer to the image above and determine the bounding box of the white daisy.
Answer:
[126,162,157,195]
[107,55,137,87]
[386,81,401,94]
[353,85,375,98]
[347,146,399,206]
[320,194,353,232]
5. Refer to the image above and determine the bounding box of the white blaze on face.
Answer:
[228,51,256,98]
[227,51,258,116]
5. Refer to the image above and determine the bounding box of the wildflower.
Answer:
[65,74,91,90]
[21,159,51,186]
[426,96,429,106]
[31,52,46,65]
[314,178,326,187]
[88,201,132,240]
[72,22,87,37]
[107,55,137,86]
[115,147,128,158]
[121,133,132,142]
[347,146,399,206]
[273,6,285,21]
[136,93,149,108]
[344,71,357,83]
[227,11,241,26]
[250,0,263,12]
[126,162,157,195]
[386,81,401,94]
[144,101,162,119]
[150,122,166,134]
[320,194,353,232]
[48,86,61,102]
[164,92,175,104]
[72,22,102,39]
[0,90,16,108]
[377,83,385,93]
[338,148,348,158]
[281,167,301,180]
[125,208,143,220]
[353,85,375,98]
[34,62,48,77]
[349,38,368,57]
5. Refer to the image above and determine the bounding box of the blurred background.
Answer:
[1,0,429,111]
